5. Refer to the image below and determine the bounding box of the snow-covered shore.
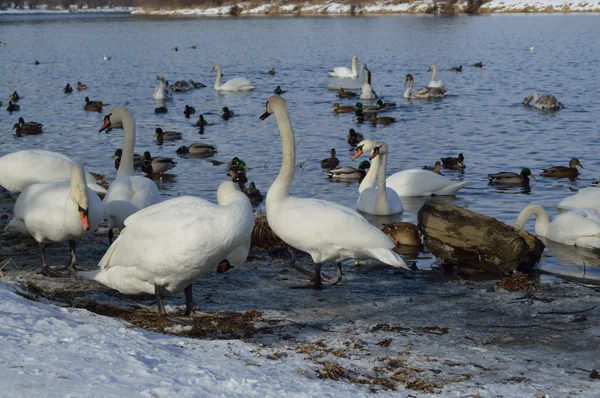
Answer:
[0,5,133,15]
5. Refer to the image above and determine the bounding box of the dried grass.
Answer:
[498,272,537,292]
[251,212,285,249]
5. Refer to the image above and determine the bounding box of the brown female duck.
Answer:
[84,97,103,112]
[369,113,396,126]
[423,161,442,174]
[441,153,465,170]
[321,148,340,169]
[332,103,356,114]
[541,158,583,178]
[77,81,87,91]
[337,88,357,98]
[12,117,43,135]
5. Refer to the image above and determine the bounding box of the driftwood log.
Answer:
[417,201,544,274]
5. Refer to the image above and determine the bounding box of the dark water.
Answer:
[1,13,600,279]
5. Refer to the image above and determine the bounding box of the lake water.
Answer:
[1,12,600,280]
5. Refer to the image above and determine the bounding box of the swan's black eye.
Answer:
[77,205,88,216]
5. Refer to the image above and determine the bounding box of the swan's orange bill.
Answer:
[352,148,363,160]
[370,147,380,160]
[80,211,90,231]
[99,116,111,132]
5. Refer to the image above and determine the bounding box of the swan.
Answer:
[404,74,447,100]
[353,140,403,216]
[514,205,600,249]
[523,92,563,110]
[99,107,160,244]
[80,180,254,316]
[386,168,468,197]
[327,64,367,91]
[329,56,358,78]
[0,150,107,195]
[5,163,103,276]
[260,95,409,289]
[558,188,600,213]
[427,64,444,88]
[211,65,255,91]
[152,75,173,101]
[360,69,377,100]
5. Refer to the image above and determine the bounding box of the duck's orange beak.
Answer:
[352,147,363,160]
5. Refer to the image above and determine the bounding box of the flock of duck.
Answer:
[0,54,596,316]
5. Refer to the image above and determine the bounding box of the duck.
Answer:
[441,153,465,170]
[141,151,177,176]
[404,74,447,100]
[196,114,208,127]
[191,45,197,49]
[332,103,356,114]
[6,101,19,112]
[176,144,216,156]
[558,187,600,213]
[5,163,104,276]
[9,91,19,102]
[103,54,111,61]
[369,113,396,126]
[321,148,340,169]
[211,65,255,91]
[152,75,173,101]
[112,148,142,170]
[34,60,40,65]
[64,83,73,93]
[84,97,103,112]
[172,47,178,51]
[154,128,182,143]
[329,56,358,78]
[514,205,600,249]
[189,80,206,89]
[227,169,248,185]
[221,106,234,120]
[267,68,276,75]
[100,107,160,244]
[80,180,254,316]
[183,105,196,118]
[381,222,422,247]
[523,92,563,110]
[155,106,168,114]
[337,88,357,98]
[0,150,107,195]
[328,161,370,181]
[374,99,396,110]
[427,64,444,88]
[474,62,483,68]
[243,182,263,204]
[423,161,442,174]
[452,66,463,72]
[347,128,364,147]
[541,158,583,178]
[353,140,403,216]
[274,85,286,95]
[260,95,409,289]
[488,168,534,185]
[77,81,87,91]
[170,80,193,92]
[12,117,43,135]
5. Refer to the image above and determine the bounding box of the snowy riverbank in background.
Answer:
[0,5,133,14]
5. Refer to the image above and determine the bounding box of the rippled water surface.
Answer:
[1,13,600,279]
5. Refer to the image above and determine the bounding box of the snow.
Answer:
[0,5,134,15]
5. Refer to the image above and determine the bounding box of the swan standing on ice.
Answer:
[404,74,447,100]
[152,75,173,101]
[260,95,409,289]
[99,107,160,244]
[211,65,255,91]
[329,56,358,78]
[514,205,600,249]
[5,163,104,276]
[522,92,562,110]
[427,64,444,88]
[353,140,403,216]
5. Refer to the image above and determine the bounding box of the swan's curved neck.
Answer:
[116,111,136,179]
[359,64,366,84]
[514,204,550,236]
[375,152,390,212]
[351,58,358,76]
[269,103,295,200]
[214,68,222,90]
[404,80,413,99]
[358,152,379,193]
[430,65,438,81]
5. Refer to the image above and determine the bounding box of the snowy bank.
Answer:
[0,5,134,15]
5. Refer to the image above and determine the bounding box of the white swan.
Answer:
[80,181,253,316]
[386,168,468,197]
[152,75,172,101]
[360,68,377,100]
[522,92,562,110]
[0,150,107,195]
[427,64,444,88]
[514,205,600,249]
[211,65,255,91]
[558,188,600,213]
[404,74,447,100]
[99,107,160,244]
[260,95,408,289]
[329,56,358,78]
[353,140,403,215]
[5,163,103,276]
[327,64,366,91]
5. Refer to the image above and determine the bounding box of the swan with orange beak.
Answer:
[5,163,104,276]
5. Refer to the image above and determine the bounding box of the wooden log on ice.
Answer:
[417,201,544,274]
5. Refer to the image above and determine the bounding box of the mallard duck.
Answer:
[243,182,263,204]
[267,68,276,75]
[221,107,234,120]
[64,83,73,93]
[196,114,208,127]
[191,45,197,49]
[337,88,357,98]
[488,168,535,184]
[227,169,248,185]
[274,85,286,95]
[541,158,583,178]
[103,54,111,61]
[375,99,396,110]
[441,153,465,170]
[327,160,370,181]
[112,148,142,170]
[12,117,43,135]
[452,66,463,72]
[9,91,19,102]
[404,74,447,100]
[141,151,177,176]
[321,148,340,169]
[155,106,168,114]
[523,92,563,110]
[6,101,19,112]
[474,62,483,68]
[176,144,216,156]
[77,81,87,91]
[347,128,364,147]
[227,157,248,172]
[84,97,103,112]
[183,105,196,118]
[423,161,442,174]
[333,103,356,114]
[154,128,182,143]
[172,47,179,51]
[381,222,422,247]
[369,113,396,126]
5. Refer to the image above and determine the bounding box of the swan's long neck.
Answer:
[116,111,136,179]
[430,65,438,82]
[359,64,366,84]
[404,80,413,99]
[269,103,295,200]
[358,152,379,193]
[351,58,358,77]
[514,204,550,237]
[214,68,222,90]
[375,152,390,212]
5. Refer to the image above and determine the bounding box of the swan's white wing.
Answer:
[558,188,600,213]
[103,176,159,229]
[329,67,353,78]
[428,80,444,89]
[357,188,403,215]
[547,209,600,245]
[123,196,202,227]
[386,169,467,197]
[219,77,254,91]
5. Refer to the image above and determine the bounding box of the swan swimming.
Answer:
[152,75,173,101]
[404,74,447,100]
[427,64,444,88]
[327,64,367,91]
[329,56,359,78]
[523,92,562,110]
[558,187,600,213]
[211,65,255,91]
